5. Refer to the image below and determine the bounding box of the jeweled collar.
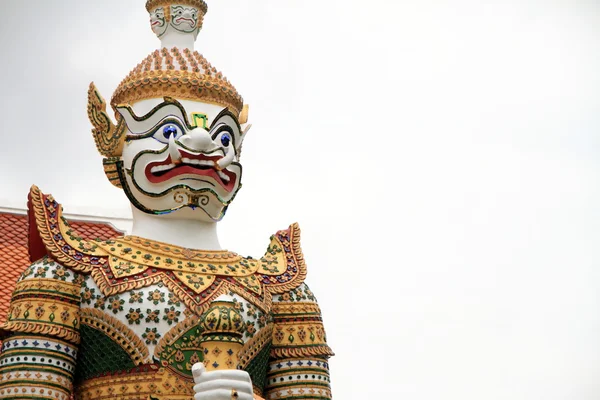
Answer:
[96,236,260,277]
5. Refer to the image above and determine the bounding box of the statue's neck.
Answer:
[129,207,222,250]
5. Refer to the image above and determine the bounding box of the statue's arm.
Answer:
[263,283,334,400]
[0,256,83,399]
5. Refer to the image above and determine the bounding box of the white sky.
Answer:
[1,0,600,398]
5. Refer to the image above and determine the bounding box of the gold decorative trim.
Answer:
[261,223,308,295]
[29,185,109,273]
[91,263,269,315]
[238,324,273,369]
[265,385,331,400]
[162,277,270,315]
[90,267,162,297]
[80,308,150,364]
[272,302,322,316]
[114,235,241,262]
[154,314,199,357]
[1,320,80,344]
[5,295,80,340]
[75,366,194,400]
[13,278,81,299]
[146,0,208,14]
[0,381,71,400]
[270,345,335,359]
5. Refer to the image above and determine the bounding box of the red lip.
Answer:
[175,17,195,25]
[144,150,236,192]
[151,20,161,26]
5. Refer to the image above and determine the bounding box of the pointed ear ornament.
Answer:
[88,82,127,189]
[238,104,249,125]
[238,104,251,158]
[88,82,127,158]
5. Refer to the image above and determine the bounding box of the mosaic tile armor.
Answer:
[0,187,333,399]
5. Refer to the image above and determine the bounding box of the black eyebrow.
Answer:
[126,117,187,140]
[208,107,242,131]
[117,97,196,130]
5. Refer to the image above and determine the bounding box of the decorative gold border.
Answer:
[113,235,241,262]
[111,69,243,117]
[270,345,334,359]
[164,278,270,315]
[272,302,322,316]
[29,185,110,273]
[0,381,71,400]
[154,314,199,357]
[13,278,81,299]
[237,324,273,369]
[261,223,308,296]
[1,320,80,344]
[91,264,270,315]
[75,365,194,400]
[91,267,163,297]
[80,308,150,364]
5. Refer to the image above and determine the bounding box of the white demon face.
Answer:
[117,98,247,221]
[170,5,199,33]
[150,7,167,37]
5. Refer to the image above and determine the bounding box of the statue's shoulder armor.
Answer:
[254,223,307,296]
[27,185,111,273]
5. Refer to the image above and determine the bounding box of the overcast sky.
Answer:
[1,0,600,399]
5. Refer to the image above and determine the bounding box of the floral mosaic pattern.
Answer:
[19,256,81,285]
[273,283,318,303]
[80,276,188,357]
[227,291,271,339]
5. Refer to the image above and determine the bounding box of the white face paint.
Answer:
[170,5,198,33]
[150,7,167,37]
[117,98,247,222]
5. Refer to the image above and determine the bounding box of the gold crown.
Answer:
[110,47,243,116]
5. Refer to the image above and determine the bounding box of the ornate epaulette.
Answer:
[27,185,109,272]
[255,223,307,296]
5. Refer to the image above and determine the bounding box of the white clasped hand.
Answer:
[192,362,254,400]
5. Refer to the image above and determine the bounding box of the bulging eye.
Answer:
[163,125,178,138]
[220,133,231,147]
[153,123,182,144]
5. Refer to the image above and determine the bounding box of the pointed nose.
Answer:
[179,128,214,151]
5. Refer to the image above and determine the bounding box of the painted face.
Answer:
[170,5,199,33]
[116,99,246,221]
[150,7,167,37]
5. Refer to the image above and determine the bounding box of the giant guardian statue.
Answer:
[0,2,333,399]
